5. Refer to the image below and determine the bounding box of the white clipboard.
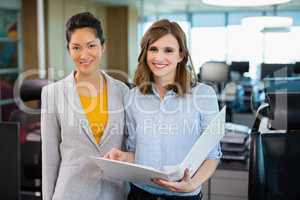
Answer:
[91,107,225,186]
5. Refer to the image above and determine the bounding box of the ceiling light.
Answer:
[241,16,293,29]
[202,0,290,7]
[260,27,291,33]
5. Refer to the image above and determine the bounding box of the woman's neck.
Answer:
[154,75,175,100]
[75,70,103,96]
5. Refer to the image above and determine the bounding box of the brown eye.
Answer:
[88,44,97,49]
[165,48,174,53]
[72,46,80,51]
[148,47,158,52]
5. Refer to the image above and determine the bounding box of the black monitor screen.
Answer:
[261,63,294,79]
[230,61,249,75]
[294,62,300,74]
[0,122,20,200]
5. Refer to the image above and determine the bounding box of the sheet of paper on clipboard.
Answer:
[91,107,225,186]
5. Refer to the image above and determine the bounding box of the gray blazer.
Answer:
[41,71,129,200]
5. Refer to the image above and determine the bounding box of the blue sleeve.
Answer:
[196,84,222,160]
[207,143,222,160]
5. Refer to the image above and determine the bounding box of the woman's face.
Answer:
[146,33,182,84]
[68,27,104,75]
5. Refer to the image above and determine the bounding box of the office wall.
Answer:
[128,5,139,81]
[106,5,139,82]
[46,0,107,80]
[106,6,129,82]
[20,0,39,108]
[22,0,38,74]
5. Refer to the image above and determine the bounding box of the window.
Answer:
[191,27,227,73]
[264,27,300,63]
[140,10,300,79]
[0,8,21,121]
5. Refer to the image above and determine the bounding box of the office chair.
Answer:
[249,90,300,200]
[294,62,300,75]
[260,63,294,80]
[264,77,300,93]
[9,79,49,196]
[198,61,229,94]
[19,79,49,102]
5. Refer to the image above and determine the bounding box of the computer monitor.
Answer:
[261,63,294,79]
[230,61,249,76]
[294,62,300,74]
[0,122,20,200]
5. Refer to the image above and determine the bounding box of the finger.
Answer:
[152,178,168,187]
[114,152,122,160]
[103,153,109,159]
[182,168,191,182]
[155,179,177,188]
[152,179,178,192]
[168,186,178,192]
[110,154,118,160]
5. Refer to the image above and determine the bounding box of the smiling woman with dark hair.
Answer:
[41,12,128,200]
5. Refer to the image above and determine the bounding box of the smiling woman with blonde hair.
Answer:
[41,12,128,200]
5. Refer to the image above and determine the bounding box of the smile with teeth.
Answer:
[153,63,168,69]
[80,60,93,66]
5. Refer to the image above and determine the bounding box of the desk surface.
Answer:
[218,159,249,171]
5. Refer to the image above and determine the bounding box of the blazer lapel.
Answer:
[81,124,101,152]
[64,71,101,152]
[98,72,114,148]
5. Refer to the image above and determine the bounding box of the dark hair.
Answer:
[65,12,105,47]
[134,19,197,96]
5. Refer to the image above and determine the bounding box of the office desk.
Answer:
[21,191,41,200]
[202,161,249,200]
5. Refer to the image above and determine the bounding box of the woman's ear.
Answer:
[178,52,184,63]
[67,44,70,53]
[102,43,106,53]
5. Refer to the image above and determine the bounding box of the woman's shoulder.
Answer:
[191,82,219,111]
[128,86,140,95]
[43,72,74,90]
[192,82,217,96]
[126,86,146,100]
[41,80,63,95]
[103,72,129,94]
[123,86,143,110]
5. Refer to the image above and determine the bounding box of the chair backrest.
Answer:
[264,77,300,94]
[260,63,294,79]
[266,92,300,131]
[249,131,300,200]
[249,90,300,200]
[0,122,20,200]
[19,79,49,102]
[199,61,229,83]
[294,62,300,74]
[10,79,46,193]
